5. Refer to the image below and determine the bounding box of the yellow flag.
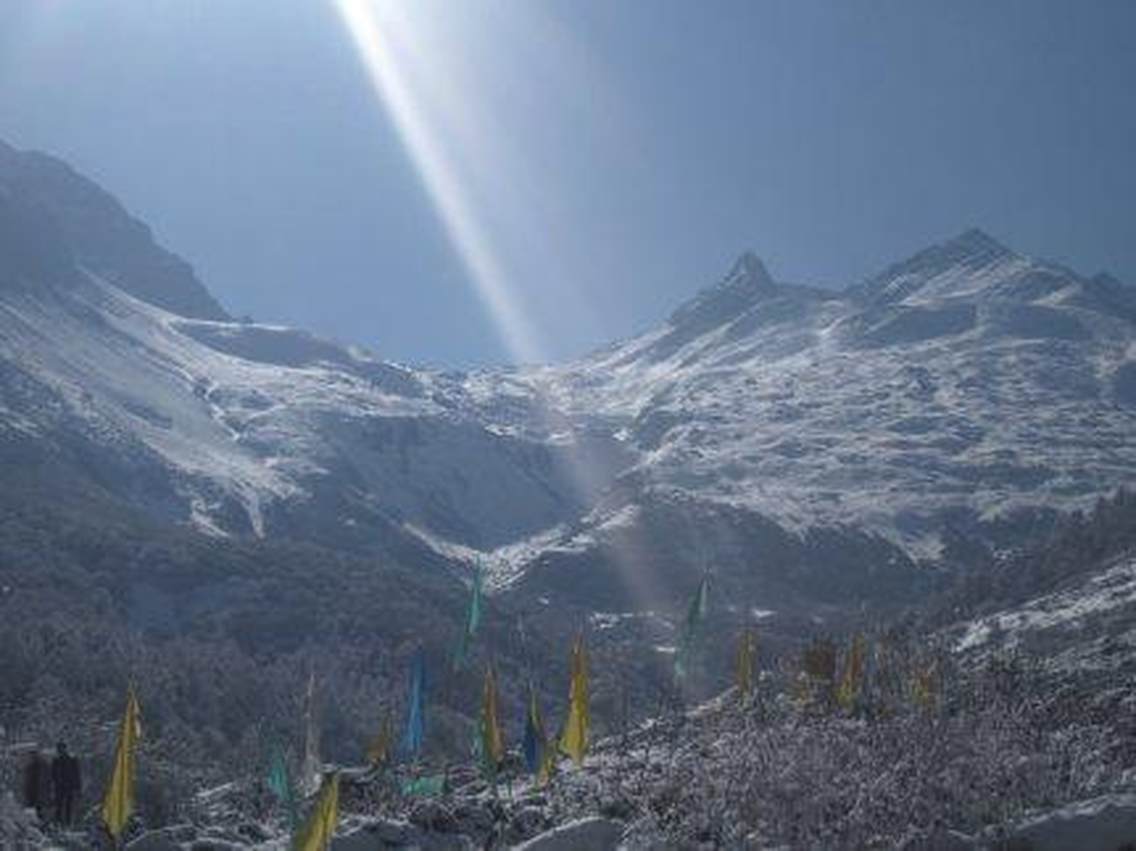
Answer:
[559,633,589,767]
[292,772,339,851]
[481,665,505,769]
[735,628,757,697]
[537,740,556,786]
[912,660,938,712]
[102,686,142,840]
[365,710,394,767]
[836,633,866,711]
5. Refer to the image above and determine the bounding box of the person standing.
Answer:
[21,749,49,820]
[51,741,81,827]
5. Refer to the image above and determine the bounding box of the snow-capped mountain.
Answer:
[523,228,1136,563]
[2,139,1135,612]
[0,140,630,572]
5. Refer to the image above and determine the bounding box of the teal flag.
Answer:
[402,774,446,796]
[453,565,483,670]
[674,573,710,680]
[267,744,297,831]
[403,649,426,757]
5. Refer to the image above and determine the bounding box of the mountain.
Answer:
[528,226,1136,568]
[0,141,227,320]
[2,140,1136,628]
[5,142,1136,845]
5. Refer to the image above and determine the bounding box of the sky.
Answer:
[0,0,1133,366]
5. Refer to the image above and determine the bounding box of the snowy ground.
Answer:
[955,553,1136,673]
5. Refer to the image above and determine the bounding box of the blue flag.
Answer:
[522,683,546,775]
[403,649,426,757]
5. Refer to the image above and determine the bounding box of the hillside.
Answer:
[3,141,1135,619]
[2,141,1136,848]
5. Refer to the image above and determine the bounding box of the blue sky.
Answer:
[1,0,1133,365]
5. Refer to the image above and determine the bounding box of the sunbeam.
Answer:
[333,0,544,364]
[332,0,676,632]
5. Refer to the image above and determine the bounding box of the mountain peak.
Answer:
[944,227,1012,258]
[1091,271,1129,290]
[918,227,1017,271]
[0,140,229,320]
[667,250,774,330]
[728,250,773,288]
[855,228,1019,305]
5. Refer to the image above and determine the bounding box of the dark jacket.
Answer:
[22,752,49,810]
[51,754,81,796]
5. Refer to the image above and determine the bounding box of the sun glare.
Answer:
[332,0,669,612]
[332,0,544,364]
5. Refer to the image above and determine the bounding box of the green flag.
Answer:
[453,565,484,670]
[674,573,710,680]
[402,774,446,796]
[267,743,297,832]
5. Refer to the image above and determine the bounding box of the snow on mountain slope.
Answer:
[3,137,1136,605]
[526,231,1136,561]
[0,272,629,548]
[4,223,1133,605]
[955,552,1136,672]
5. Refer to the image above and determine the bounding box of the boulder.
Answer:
[331,817,475,850]
[990,793,1136,851]
[449,800,495,836]
[599,797,636,822]
[505,805,549,844]
[0,790,47,850]
[331,817,414,847]
[126,830,186,851]
[235,821,273,843]
[409,799,458,833]
[512,816,625,851]
[894,827,976,850]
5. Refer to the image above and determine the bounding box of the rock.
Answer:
[126,824,202,850]
[331,816,413,846]
[739,834,789,851]
[599,797,636,821]
[189,826,252,847]
[991,793,1136,851]
[512,816,625,851]
[449,800,495,835]
[332,817,475,850]
[333,824,397,850]
[236,821,273,842]
[409,798,458,833]
[894,827,976,850]
[373,817,416,845]
[505,805,549,843]
[0,794,47,850]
